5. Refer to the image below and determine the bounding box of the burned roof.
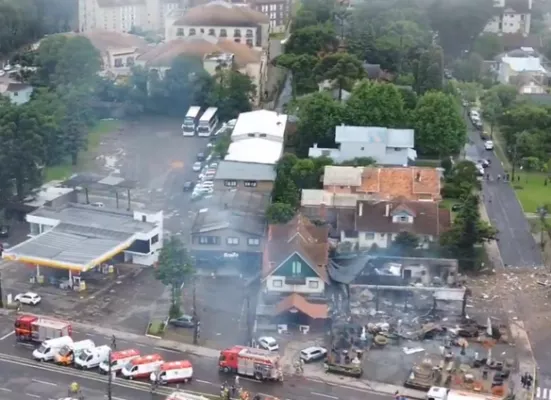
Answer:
[191,208,266,236]
[63,173,136,190]
[201,190,270,215]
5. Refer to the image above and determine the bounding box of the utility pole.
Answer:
[192,276,199,345]
[107,350,112,400]
[0,271,3,308]
[511,139,519,182]
[245,295,252,346]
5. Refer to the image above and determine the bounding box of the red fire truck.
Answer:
[219,346,283,381]
[14,315,72,343]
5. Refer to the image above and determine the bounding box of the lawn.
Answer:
[44,119,121,182]
[440,198,460,219]
[511,172,551,213]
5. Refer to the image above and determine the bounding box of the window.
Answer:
[246,29,253,37]
[259,133,267,137]
[365,233,375,240]
[308,280,319,289]
[208,28,215,35]
[248,238,260,246]
[126,57,134,66]
[234,29,241,37]
[141,215,147,222]
[114,58,123,67]
[189,28,196,35]
[235,38,241,43]
[360,147,364,150]
[198,236,220,245]
[248,133,255,137]
[177,28,184,36]
[220,29,227,37]
[244,181,257,187]
[399,216,408,222]
[246,38,253,47]
[227,237,239,245]
[224,180,237,187]
[291,261,301,275]
[272,279,283,287]
[200,28,204,33]
[151,234,159,245]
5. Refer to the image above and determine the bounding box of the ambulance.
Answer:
[121,354,164,379]
[150,360,193,384]
[99,348,141,374]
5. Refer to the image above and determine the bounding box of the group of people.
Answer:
[521,372,534,390]
[219,377,271,400]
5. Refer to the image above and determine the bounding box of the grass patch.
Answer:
[270,32,286,40]
[483,123,510,170]
[512,172,551,213]
[440,198,460,220]
[413,158,441,167]
[147,320,166,336]
[43,119,121,182]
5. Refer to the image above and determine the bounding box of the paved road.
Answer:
[0,317,391,400]
[464,113,543,267]
[0,360,160,400]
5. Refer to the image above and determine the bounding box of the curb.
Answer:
[303,377,426,399]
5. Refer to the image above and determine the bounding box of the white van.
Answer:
[121,354,164,380]
[99,348,140,374]
[74,345,111,369]
[150,360,193,384]
[33,336,73,362]
[54,339,95,365]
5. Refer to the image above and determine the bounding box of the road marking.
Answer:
[154,347,181,354]
[537,388,541,398]
[0,388,12,392]
[311,392,339,400]
[110,397,128,400]
[0,331,14,341]
[32,379,57,386]
[239,377,258,383]
[136,343,146,347]
[26,394,41,398]
[543,388,548,400]
[196,379,213,384]
[86,333,94,337]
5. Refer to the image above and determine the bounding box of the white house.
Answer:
[338,200,451,250]
[309,125,417,166]
[225,110,287,164]
[165,1,270,49]
[497,53,547,84]
[484,0,532,36]
[0,82,33,105]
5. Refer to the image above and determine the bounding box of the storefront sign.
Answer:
[223,252,239,259]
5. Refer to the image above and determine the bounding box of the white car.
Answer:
[3,64,11,71]
[484,140,494,150]
[300,346,327,363]
[0,70,5,77]
[14,292,42,305]
[192,162,202,172]
[258,336,279,352]
[91,202,104,208]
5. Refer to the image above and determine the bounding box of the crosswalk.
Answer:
[536,387,551,400]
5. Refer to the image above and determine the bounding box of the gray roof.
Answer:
[335,125,414,148]
[214,161,276,182]
[29,203,155,234]
[191,209,266,236]
[4,223,134,268]
[201,190,271,215]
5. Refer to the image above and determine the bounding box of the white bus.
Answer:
[197,107,219,137]
[182,106,202,136]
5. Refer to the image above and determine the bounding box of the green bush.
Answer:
[169,303,181,319]
[147,321,166,336]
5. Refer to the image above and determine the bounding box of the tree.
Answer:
[473,33,504,59]
[481,91,502,137]
[155,237,195,319]
[440,193,497,269]
[266,202,296,224]
[52,36,101,88]
[345,81,406,127]
[340,157,377,167]
[293,92,343,156]
[441,160,481,199]
[392,231,420,255]
[314,53,364,100]
[285,24,338,56]
[454,81,482,105]
[428,0,495,57]
[452,53,484,82]
[413,91,466,157]
[274,54,319,97]
[211,70,256,121]
[413,46,443,95]
[498,104,551,145]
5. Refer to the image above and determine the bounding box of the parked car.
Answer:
[479,159,490,168]
[183,181,195,192]
[14,292,42,305]
[91,202,104,208]
[196,152,206,161]
[258,336,279,352]
[484,140,494,150]
[192,162,202,172]
[169,315,195,328]
[300,346,327,363]
[0,225,10,238]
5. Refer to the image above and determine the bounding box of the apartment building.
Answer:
[484,0,532,36]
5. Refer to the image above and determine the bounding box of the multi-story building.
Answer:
[78,0,188,33]
[484,0,532,36]
[165,1,270,48]
[247,0,291,32]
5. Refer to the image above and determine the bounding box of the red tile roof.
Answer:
[275,294,328,319]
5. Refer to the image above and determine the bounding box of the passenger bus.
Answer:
[197,107,219,137]
[182,106,202,136]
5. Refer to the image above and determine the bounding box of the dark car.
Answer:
[169,315,195,328]
[479,159,490,168]
[183,181,195,192]
[0,225,10,238]
[451,203,462,212]
[196,152,205,161]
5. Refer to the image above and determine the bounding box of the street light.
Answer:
[537,206,548,251]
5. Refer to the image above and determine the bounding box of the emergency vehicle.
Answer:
[219,346,283,381]
[99,348,140,374]
[121,354,164,379]
[15,315,72,343]
[151,360,193,384]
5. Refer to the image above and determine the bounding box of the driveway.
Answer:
[464,112,543,267]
